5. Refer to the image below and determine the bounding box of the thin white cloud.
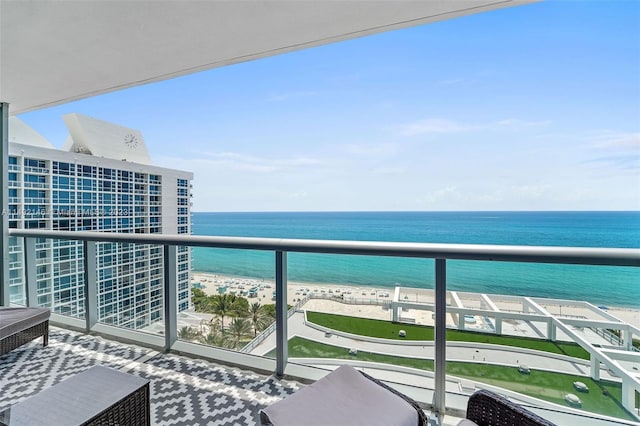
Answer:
[399,118,473,136]
[372,166,405,175]
[398,117,552,136]
[580,131,640,174]
[194,151,326,173]
[345,142,399,157]
[590,131,640,150]
[496,119,553,128]
[417,186,460,204]
[508,184,551,199]
[267,91,318,102]
[287,191,308,199]
[584,155,640,172]
[437,78,465,86]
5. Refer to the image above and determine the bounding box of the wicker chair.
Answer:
[0,307,50,356]
[465,389,556,426]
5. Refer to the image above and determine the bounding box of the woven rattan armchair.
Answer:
[465,389,556,426]
[0,307,50,356]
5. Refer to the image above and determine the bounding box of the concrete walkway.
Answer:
[248,311,638,425]
[250,311,617,381]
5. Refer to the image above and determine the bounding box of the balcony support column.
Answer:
[623,327,633,351]
[458,312,465,330]
[433,258,447,417]
[164,245,178,351]
[547,319,556,342]
[83,241,98,331]
[591,354,600,381]
[24,237,38,306]
[275,250,288,377]
[620,378,636,418]
[0,103,8,306]
[590,355,600,381]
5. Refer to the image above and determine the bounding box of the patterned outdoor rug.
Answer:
[0,327,300,425]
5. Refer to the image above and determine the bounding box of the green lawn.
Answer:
[306,311,589,360]
[279,335,434,371]
[275,336,634,422]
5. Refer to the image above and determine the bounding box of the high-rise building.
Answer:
[6,113,193,329]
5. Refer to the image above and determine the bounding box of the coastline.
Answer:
[191,271,640,328]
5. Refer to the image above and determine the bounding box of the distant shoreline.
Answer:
[190,267,640,310]
[191,210,640,213]
[191,270,640,328]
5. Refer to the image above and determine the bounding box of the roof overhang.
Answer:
[0,0,536,115]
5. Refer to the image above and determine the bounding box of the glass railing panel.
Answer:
[93,242,167,336]
[19,237,85,320]
[180,247,275,353]
[51,239,85,319]
[444,260,640,423]
[283,252,436,394]
[8,236,26,306]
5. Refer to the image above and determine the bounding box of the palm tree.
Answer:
[178,326,201,342]
[227,317,253,348]
[191,288,209,312]
[232,296,250,318]
[203,317,222,335]
[248,302,271,336]
[200,329,232,348]
[209,293,236,327]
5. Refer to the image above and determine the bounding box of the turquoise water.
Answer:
[191,211,640,308]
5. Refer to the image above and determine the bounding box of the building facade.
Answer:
[6,114,193,329]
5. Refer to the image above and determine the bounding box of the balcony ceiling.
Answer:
[0,0,533,115]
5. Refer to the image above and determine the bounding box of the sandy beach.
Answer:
[192,271,395,307]
[190,271,640,328]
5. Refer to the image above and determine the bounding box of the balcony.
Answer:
[2,229,639,425]
[0,325,302,425]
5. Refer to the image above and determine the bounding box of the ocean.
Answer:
[191,211,640,308]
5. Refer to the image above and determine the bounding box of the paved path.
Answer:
[251,311,617,380]
[248,311,634,425]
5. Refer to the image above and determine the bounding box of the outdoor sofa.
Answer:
[0,306,50,356]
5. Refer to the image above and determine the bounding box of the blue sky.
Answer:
[18,1,640,212]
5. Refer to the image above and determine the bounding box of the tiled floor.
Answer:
[0,327,301,425]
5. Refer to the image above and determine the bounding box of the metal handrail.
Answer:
[8,229,640,266]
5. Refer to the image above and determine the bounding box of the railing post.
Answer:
[24,237,38,306]
[0,103,8,306]
[433,258,447,417]
[83,241,97,331]
[163,244,178,351]
[275,250,288,377]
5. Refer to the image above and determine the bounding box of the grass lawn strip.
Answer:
[275,336,632,422]
[306,311,589,360]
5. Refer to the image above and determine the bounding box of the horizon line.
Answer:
[191,209,640,214]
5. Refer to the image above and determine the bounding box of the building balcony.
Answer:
[2,229,639,425]
[23,182,48,189]
[22,166,50,174]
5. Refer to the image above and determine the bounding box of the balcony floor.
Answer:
[0,327,301,425]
